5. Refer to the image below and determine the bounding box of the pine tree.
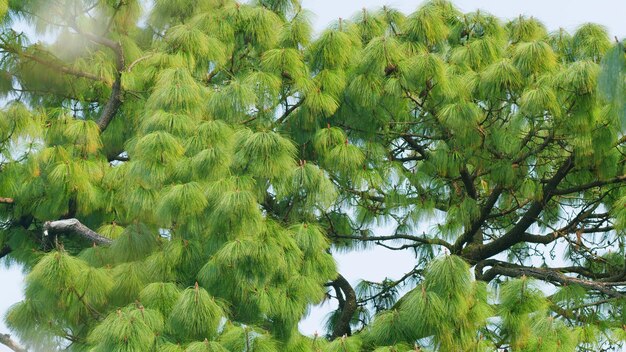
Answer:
[0,0,625,351]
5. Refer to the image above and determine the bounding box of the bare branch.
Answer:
[331,233,453,250]
[43,219,112,246]
[0,333,27,352]
[491,266,624,298]
[0,197,14,204]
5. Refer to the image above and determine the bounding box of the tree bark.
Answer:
[330,274,357,339]
[43,219,112,246]
[96,69,123,132]
[477,261,626,298]
[0,333,27,352]
[462,155,574,263]
[67,20,126,133]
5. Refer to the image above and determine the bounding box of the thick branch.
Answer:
[95,38,124,132]
[479,263,625,298]
[0,197,14,204]
[97,71,123,132]
[0,333,27,352]
[453,186,503,252]
[68,21,125,132]
[520,206,603,245]
[274,99,303,125]
[459,168,478,199]
[552,174,626,195]
[464,155,574,262]
[401,135,429,159]
[43,219,112,246]
[330,274,357,339]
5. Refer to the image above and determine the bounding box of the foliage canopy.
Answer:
[0,0,625,351]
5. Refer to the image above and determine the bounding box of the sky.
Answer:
[2,0,626,351]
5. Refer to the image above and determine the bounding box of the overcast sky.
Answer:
[2,1,626,350]
[303,0,626,38]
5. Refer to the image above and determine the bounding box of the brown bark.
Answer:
[330,274,357,339]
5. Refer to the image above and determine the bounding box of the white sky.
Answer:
[303,0,626,38]
[3,0,626,350]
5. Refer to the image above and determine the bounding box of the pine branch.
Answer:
[486,198,532,219]
[126,55,150,72]
[0,35,104,83]
[274,99,303,125]
[478,262,626,298]
[358,267,420,305]
[453,186,503,252]
[513,131,554,164]
[343,186,449,214]
[68,21,126,132]
[521,205,602,245]
[459,167,478,199]
[12,87,101,103]
[464,155,574,263]
[331,233,452,250]
[552,174,626,195]
[0,333,27,352]
[549,301,599,325]
[401,135,429,159]
[328,274,357,339]
[43,219,112,246]
[11,50,104,82]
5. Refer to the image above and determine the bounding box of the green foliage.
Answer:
[89,305,164,352]
[0,0,625,351]
[168,284,224,342]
